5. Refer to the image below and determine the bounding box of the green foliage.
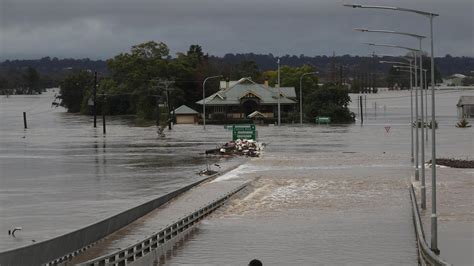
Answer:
[0,66,43,95]
[386,66,409,90]
[263,64,319,100]
[23,67,42,94]
[233,60,261,80]
[304,83,354,123]
[456,118,471,128]
[60,70,93,113]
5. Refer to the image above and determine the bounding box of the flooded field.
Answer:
[0,90,241,251]
[0,89,472,264]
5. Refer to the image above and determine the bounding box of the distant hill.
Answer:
[1,54,472,79]
[210,53,474,77]
[0,57,108,76]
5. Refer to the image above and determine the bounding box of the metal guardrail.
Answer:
[409,185,450,266]
[0,172,232,266]
[75,183,248,266]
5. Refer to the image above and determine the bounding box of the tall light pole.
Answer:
[277,58,281,126]
[346,3,440,253]
[299,71,318,124]
[202,75,223,130]
[424,69,428,142]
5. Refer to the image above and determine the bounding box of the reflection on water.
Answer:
[0,91,240,250]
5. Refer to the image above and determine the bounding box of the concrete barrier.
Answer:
[79,183,248,266]
[409,185,450,266]
[0,172,228,266]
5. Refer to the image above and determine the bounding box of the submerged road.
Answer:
[68,173,252,264]
[162,149,419,265]
[74,124,420,265]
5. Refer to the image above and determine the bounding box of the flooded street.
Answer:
[0,90,241,251]
[0,89,472,264]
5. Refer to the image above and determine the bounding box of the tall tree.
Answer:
[60,70,93,113]
[304,83,354,123]
[23,66,41,94]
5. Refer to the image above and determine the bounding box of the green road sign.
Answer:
[315,116,331,124]
[229,124,257,140]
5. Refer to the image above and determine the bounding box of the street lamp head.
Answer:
[355,28,426,39]
[343,3,439,17]
[343,4,362,8]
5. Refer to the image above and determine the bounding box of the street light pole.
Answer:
[299,71,318,124]
[424,69,428,142]
[429,14,439,253]
[347,3,440,253]
[277,58,281,126]
[202,75,223,130]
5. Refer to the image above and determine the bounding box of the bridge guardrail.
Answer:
[0,169,236,266]
[409,185,450,266]
[77,183,248,266]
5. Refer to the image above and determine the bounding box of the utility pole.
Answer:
[157,79,174,130]
[93,72,97,128]
[277,58,281,126]
[102,92,106,134]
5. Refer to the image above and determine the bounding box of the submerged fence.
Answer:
[409,185,450,266]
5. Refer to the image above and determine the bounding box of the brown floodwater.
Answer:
[1,89,472,264]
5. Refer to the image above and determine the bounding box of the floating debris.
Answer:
[205,139,264,157]
[427,158,474,169]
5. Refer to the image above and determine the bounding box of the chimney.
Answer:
[264,79,269,88]
[226,77,230,90]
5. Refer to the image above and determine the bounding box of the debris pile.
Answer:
[206,139,264,157]
[429,158,474,168]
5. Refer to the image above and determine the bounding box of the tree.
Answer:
[304,83,354,123]
[60,70,93,113]
[386,66,409,90]
[232,60,261,80]
[23,67,41,94]
[263,64,319,102]
[106,41,171,118]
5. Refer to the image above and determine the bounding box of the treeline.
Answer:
[59,41,354,123]
[1,52,472,85]
[210,53,474,77]
[0,66,44,95]
[0,57,108,95]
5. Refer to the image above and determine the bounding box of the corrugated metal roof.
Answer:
[172,105,199,114]
[197,78,296,105]
[457,96,474,106]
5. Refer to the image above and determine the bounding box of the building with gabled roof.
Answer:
[171,105,199,124]
[457,96,474,118]
[196,78,296,120]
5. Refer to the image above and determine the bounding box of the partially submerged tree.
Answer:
[59,70,93,113]
[304,83,354,123]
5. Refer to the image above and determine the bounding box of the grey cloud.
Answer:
[0,0,472,60]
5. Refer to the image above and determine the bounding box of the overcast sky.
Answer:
[0,0,473,60]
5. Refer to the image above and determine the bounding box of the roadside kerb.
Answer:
[409,185,450,266]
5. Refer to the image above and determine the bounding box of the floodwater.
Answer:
[161,89,473,265]
[0,89,472,264]
[0,90,241,251]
